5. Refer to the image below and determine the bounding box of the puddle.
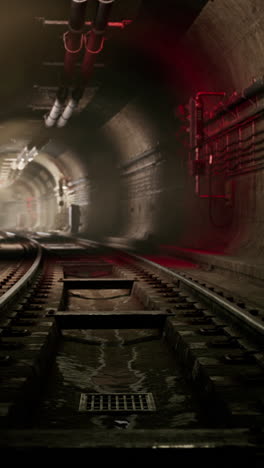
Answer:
[32,328,205,431]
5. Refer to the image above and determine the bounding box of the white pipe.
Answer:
[17,146,28,162]
[56,98,77,127]
[27,146,38,162]
[44,99,64,127]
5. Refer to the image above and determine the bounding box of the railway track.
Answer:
[0,235,41,307]
[0,233,263,461]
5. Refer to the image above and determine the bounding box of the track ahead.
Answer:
[0,233,263,462]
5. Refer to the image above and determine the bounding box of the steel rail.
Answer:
[73,236,264,335]
[128,253,264,336]
[0,240,42,308]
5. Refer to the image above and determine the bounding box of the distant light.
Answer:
[17,160,25,171]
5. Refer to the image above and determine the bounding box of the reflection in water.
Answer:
[127,347,147,393]
[89,342,107,393]
[67,288,144,312]
[34,329,203,431]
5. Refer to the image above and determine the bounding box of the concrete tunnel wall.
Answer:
[92,0,264,259]
[176,0,264,259]
[2,0,264,265]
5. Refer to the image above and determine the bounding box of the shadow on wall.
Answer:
[76,135,124,239]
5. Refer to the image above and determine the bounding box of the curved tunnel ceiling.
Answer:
[0,0,263,261]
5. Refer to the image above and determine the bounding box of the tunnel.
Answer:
[1,0,262,257]
[0,0,264,459]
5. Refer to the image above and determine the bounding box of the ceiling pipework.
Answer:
[45,0,115,129]
[44,0,88,128]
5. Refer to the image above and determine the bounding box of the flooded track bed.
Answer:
[33,328,204,431]
[0,233,264,458]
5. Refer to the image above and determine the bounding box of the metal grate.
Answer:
[79,393,156,413]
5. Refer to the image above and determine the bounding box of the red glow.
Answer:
[196,92,226,98]
[141,254,197,269]
[125,23,214,97]
[160,245,225,256]
[107,21,132,29]
[86,20,132,29]
[91,271,111,277]
[101,255,128,266]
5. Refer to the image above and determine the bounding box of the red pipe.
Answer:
[81,29,104,81]
[63,0,88,82]
[81,0,114,84]
[192,92,226,195]
[63,31,85,79]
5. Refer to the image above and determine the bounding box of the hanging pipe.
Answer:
[45,1,88,128]
[44,86,68,127]
[81,0,114,84]
[57,88,84,127]
[63,0,88,80]
[58,0,115,128]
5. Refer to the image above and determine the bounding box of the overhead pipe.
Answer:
[39,18,132,29]
[81,0,115,84]
[45,1,88,128]
[63,0,88,81]
[44,86,68,127]
[57,88,84,127]
[244,76,264,100]
[205,76,264,124]
[58,0,115,127]
[47,0,115,129]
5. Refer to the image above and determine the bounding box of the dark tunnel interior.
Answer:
[1,0,264,459]
[0,0,264,271]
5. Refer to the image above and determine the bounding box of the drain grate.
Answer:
[79,393,156,413]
